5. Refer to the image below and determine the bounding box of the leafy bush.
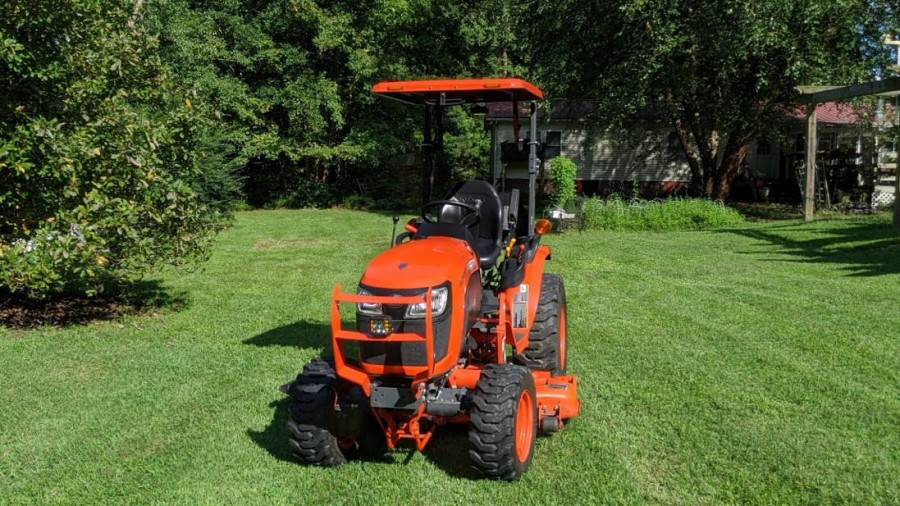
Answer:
[547,157,577,208]
[289,179,338,209]
[0,0,225,297]
[341,194,375,210]
[579,196,745,232]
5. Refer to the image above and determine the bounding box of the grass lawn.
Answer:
[1,209,898,504]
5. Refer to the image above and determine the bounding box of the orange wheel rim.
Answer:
[559,305,567,371]
[515,388,535,462]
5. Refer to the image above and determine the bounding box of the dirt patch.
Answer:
[0,295,134,330]
[252,238,328,251]
[1,282,184,331]
[730,202,803,221]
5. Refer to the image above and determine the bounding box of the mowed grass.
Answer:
[1,209,898,505]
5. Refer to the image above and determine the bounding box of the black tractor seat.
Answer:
[435,181,504,267]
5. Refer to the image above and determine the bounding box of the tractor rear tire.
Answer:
[286,358,346,466]
[514,273,567,376]
[468,364,537,481]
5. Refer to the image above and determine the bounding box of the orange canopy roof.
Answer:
[371,78,544,105]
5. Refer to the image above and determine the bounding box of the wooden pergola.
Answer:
[798,76,900,224]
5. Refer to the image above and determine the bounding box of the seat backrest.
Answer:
[441,181,503,267]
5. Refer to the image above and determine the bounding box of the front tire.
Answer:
[468,364,537,480]
[286,358,346,466]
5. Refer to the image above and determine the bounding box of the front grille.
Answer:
[355,283,452,367]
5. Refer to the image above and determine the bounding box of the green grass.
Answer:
[2,209,898,505]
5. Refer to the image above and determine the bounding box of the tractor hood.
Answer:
[359,236,479,290]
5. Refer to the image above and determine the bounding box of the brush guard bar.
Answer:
[330,284,435,397]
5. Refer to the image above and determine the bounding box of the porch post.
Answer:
[895,96,900,227]
[805,104,817,221]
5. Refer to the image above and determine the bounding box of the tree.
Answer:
[0,0,225,297]
[146,0,519,208]
[524,0,900,199]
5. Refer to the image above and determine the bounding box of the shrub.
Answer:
[578,197,745,232]
[289,179,338,208]
[341,194,375,210]
[547,157,577,208]
[0,1,225,297]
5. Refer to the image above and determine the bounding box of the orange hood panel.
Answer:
[360,237,478,290]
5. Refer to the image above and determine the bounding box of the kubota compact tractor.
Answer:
[282,78,579,480]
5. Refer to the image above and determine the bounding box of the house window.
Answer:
[667,132,681,152]
[818,132,837,152]
[544,131,562,159]
[756,138,771,155]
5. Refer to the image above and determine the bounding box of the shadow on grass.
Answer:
[419,424,478,479]
[722,220,900,277]
[242,319,330,352]
[246,391,478,478]
[244,320,478,478]
[730,202,803,221]
[247,397,296,463]
[0,279,188,330]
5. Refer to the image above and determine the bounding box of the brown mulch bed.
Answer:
[0,295,136,330]
[729,201,803,221]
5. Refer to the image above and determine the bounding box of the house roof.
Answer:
[486,101,594,120]
[790,102,865,124]
[487,101,672,122]
[488,100,884,126]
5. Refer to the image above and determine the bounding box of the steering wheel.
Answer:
[421,199,480,226]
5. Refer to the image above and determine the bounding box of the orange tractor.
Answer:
[283,78,579,480]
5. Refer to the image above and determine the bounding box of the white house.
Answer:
[486,101,881,201]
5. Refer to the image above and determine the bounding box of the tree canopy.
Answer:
[524,0,900,198]
[149,0,518,207]
[3,0,899,296]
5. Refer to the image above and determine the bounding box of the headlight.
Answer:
[356,288,383,316]
[405,287,449,318]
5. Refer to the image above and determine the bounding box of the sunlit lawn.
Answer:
[1,209,898,504]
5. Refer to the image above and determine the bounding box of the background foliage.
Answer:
[578,196,746,232]
[546,156,577,208]
[0,0,225,297]
[3,0,899,297]
[522,0,900,199]
[149,0,511,208]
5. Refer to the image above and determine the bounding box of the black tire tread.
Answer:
[286,357,346,466]
[514,273,566,375]
[286,420,347,466]
[468,364,536,480]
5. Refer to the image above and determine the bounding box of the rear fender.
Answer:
[502,244,550,354]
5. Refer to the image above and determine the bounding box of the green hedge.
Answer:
[578,196,745,232]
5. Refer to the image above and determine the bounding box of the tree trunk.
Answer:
[671,106,752,201]
[704,175,715,197]
[712,132,753,201]
[666,93,705,196]
[670,118,705,196]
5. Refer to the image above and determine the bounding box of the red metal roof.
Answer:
[791,102,868,124]
[372,78,544,105]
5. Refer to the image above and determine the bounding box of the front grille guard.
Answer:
[330,284,435,396]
